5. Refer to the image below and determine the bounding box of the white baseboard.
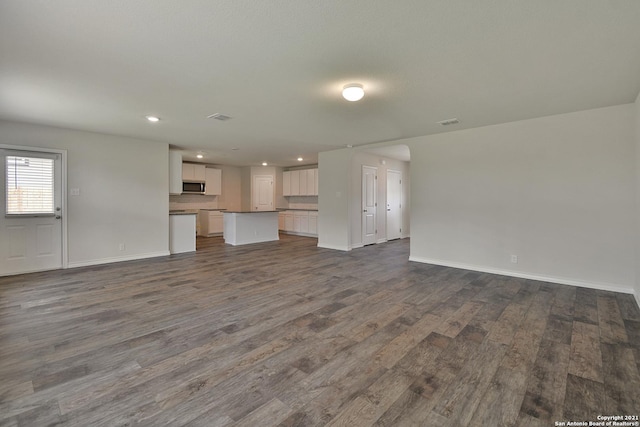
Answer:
[377,238,387,244]
[67,251,170,269]
[279,231,318,238]
[408,256,635,295]
[317,243,351,251]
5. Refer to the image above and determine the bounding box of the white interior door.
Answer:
[362,165,377,246]
[0,149,63,275]
[386,170,402,241]
[253,175,273,211]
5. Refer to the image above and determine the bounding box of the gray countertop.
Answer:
[223,210,279,214]
[169,210,198,215]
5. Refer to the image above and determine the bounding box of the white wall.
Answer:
[240,167,252,211]
[217,164,242,211]
[635,91,640,305]
[405,104,636,292]
[0,119,169,267]
[350,151,410,248]
[318,149,352,251]
[275,167,287,209]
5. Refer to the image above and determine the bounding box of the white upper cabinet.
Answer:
[205,167,222,195]
[282,167,318,197]
[306,169,316,196]
[169,150,183,195]
[299,170,307,195]
[290,170,300,196]
[283,171,291,196]
[182,163,206,182]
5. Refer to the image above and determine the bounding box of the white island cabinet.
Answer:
[223,211,279,246]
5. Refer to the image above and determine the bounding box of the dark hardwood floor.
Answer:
[1,234,639,426]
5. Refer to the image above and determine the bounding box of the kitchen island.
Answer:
[223,211,279,246]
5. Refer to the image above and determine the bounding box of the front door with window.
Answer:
[0,149,62,275]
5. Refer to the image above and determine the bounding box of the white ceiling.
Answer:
[1,1,639,167]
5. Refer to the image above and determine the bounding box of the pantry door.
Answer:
[0,149,63,275]
[253,175,274,211]
[362,165,377,246]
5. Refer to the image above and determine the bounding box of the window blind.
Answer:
[6,156,55,215]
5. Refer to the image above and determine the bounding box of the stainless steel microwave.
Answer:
[182,182,205,194]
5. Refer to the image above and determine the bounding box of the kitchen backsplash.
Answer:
[286,196,318,210]
[170,194,219,211]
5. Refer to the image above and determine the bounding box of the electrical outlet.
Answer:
[119,243,125,251]
[70,188,80,196]
[510,254,518,264]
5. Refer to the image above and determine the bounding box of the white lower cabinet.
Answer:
[309,211,318,235]
[279,210,317,236]
[199,210,224,236]
[284,212,294,231]
[295,211,309,233]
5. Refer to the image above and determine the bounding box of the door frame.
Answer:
[0,144,68,270]
[361,165,377,246]
[386,169,402,241]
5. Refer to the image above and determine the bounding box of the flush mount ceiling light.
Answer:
[207,113,232,121]
[342,84,364,102]
[437,118,460,126]
[146,115,160,122]
[196,154,204,159]
[297,157,303,162]
[262,162,268,166]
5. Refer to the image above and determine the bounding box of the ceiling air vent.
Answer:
[207,113,232,121]
[437,118,459,126]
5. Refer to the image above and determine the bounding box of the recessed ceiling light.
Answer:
[146,116,160,122]
[231,148,240,151]
[342,84,364,102]
[297,157,303,162]
[196,154,204,159]
[262,162,268,166]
